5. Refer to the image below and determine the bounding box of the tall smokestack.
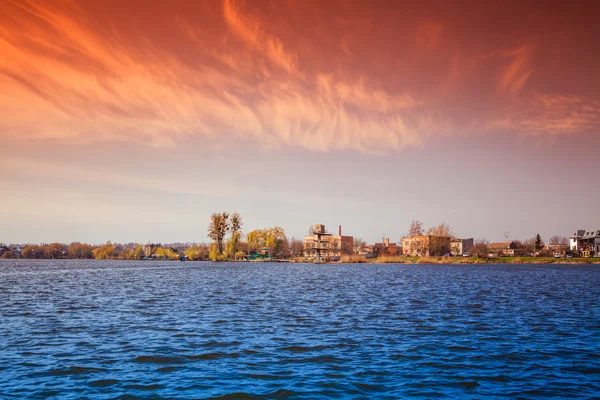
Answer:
[339,225,342,236]
[385,238,390,246]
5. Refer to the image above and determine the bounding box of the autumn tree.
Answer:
[426,222,454,256]
[247,229,267,253]
[46,243,68,259]
[22,245,42,259]
[228,213,243,259]
[246,227,288,258]
[93,243,116,260]
[266,226,287,258]
[133,244,144,260]
[209,243,227,262]
[208,212,230,254]
[185,244,208,261]
[68,242,94,259]
[155,247,180,260]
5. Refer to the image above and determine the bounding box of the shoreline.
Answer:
[3,257,599,265]
[333,255,600,265]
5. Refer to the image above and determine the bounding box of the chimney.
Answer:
[385,238,390,246]
[338,225,342,236]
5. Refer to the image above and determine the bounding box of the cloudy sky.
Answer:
[1,0,599,244]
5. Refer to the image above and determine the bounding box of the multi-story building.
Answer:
[450,238,474,256]
[304,224,353,260]
[570,229,600,257]
[402,235,451,256]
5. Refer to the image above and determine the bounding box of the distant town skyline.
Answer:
[1,0,599,244]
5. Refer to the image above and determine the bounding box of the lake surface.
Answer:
[0,260,599,399]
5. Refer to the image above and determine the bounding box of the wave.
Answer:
[132,355,187,364]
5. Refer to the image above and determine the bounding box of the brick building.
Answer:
[373,238,399,257]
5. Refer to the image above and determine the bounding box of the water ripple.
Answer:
[0,260,599,398]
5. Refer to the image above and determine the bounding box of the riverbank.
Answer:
[338,255,600,265]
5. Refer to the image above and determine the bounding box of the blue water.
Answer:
[0,260,599,398]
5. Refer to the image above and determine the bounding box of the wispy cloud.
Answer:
[223,0,298,73]
[0,0,597,156]
[520,95,600,135]
[0,0,442,154]
[497,44,535,95]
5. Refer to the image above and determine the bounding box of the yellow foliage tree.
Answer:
[93,243,116,260]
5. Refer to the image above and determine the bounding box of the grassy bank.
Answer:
[338,255,600,265]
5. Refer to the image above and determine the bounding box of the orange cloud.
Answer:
[497,44,535,95]
[1,0,446,154]
[223,0,298,73]
[520,95,600,135]
[0,0,597,155]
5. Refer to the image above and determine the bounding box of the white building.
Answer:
[570,229,600,257]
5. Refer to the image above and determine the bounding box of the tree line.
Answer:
[8,242,209,261]
[207,212,303,261]
[2,216,573,260]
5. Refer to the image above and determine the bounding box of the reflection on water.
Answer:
[1,260,599,398]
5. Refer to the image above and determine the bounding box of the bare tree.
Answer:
[289,238,304,258]
[549,235,568,246]
[470,238,489,257]
[408,220,424,237]
[426,222,455,238]
[353,237,367,254]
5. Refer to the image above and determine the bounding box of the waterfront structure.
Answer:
[450,238,474,256]
[248,247,271,261]
[570,229,600,257]
[402,235,451,256]
[304,224,353,261]
[372,238,399,257]
[488,241,522,257]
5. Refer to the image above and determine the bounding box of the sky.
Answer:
[1,0,599,245]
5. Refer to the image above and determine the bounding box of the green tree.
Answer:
[534,233,543,251]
